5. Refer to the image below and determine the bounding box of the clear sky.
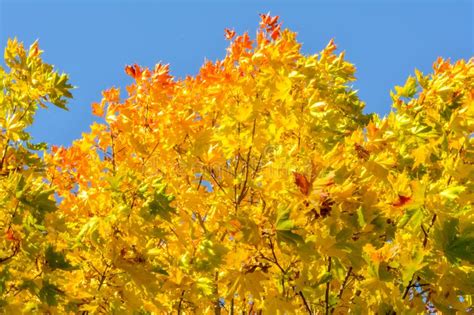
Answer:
[0,0,472,147]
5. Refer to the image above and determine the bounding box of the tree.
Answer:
[0,38,73,312]
[2,14,474,314]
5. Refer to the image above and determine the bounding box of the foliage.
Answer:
[0,38,73,312]
[1,15,474,314]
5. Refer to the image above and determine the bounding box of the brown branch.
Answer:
[325,257,332,315]
[0,242,20,264]
[402,279,413,300]
[177,289,185,315]
[230,297,235,315]
[422,214,437,248]
[403,277,431,301]
[206,166,226,194]
[337,266,352,299]
[97,264,110,291]
[260,237,287,294]
[110,130,117,174]
[235,119,257,207]
[141,141,160,169]
[196,212,207,234]
[7,201,20,231]
[214,272,221,315]
[234,151,240,213]
[196,175,203,191]
[404,213,438,299]
[268,237,286,275]
[299,291,313,315]
[0,139,9,170]
[237,149,252,205]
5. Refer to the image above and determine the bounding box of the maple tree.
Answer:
[1,15,473,314]
[0,38,73,312]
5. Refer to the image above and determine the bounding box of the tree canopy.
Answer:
[1,15,473,314]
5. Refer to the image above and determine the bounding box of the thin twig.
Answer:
[402,279,413,299]
[0,139,10,170]
[97,264,110,291]
[299,291,313,314]
[325,257,332,315]
[206,166,226,194]
[214,272,221,315]
[196,175,203,191]
[268,238,286,274]
[110,130,117,174]
[422,214,437,248]
[177,290,185,315]
[337,266,352,299]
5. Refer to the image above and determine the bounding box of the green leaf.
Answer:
[398,207,423,228]
[26,141,48,151]
[276,230,304,246]
[316,271,332,286]
[356,206,366,228]
[440,186,466,200]
[76,216,99,243]
[378,262,395,281]
[148,189,175,221]
[150,266,169,276]
[0,268,9,295]
[45,245,74,271]
[275,205,303,246]
[445,237,474,264]
[410,124,437,139]
[39,280,61,306]
[21,187,57,223]
[436,219,474,264]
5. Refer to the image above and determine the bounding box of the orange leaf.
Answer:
[259,13,279,30]
[270,24,281,40]
[6,229,16,241]
[225,28,236,40]
[125,64,142,79]
[91,102,105,117]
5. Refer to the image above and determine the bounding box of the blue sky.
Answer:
[0,0,472,147]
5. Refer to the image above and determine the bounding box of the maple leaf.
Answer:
[224,28,236,40]
[293,172,311,196]
[125,63,142,79]
[392,194,412,207]
[3,16,473,315]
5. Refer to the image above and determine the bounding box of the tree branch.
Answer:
[325,257,332,315]
[299,291,313,314]
[177,289,185,315]
[0,242,20,264]
[402,279,413,300]
[337,266,352,299]
[422,214,437,248]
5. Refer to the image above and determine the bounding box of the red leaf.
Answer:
[268,15,279,27]
[224,28,236,40]
[293,172,311,196]
[6,229,16,241]
[270,24,281,40]
[125,64,142,79]
[259,12,279,31]
[392,195,411,207]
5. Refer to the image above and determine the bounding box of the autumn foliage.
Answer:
[1,15,473,314]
